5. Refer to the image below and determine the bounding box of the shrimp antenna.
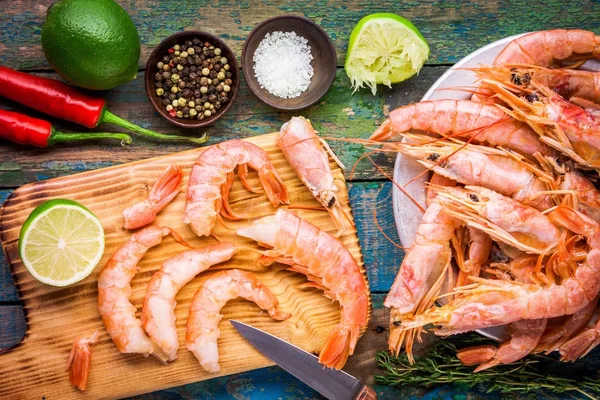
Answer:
[372,195,407,251]
[364,153,425,213]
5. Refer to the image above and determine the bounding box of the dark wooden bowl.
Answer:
[145,31,240,128]
[242,15,337,111]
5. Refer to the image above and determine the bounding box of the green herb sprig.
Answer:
[375,335,600,399]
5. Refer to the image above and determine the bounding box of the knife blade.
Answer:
[230,320,376,400]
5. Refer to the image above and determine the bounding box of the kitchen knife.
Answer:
[230,320,377,400]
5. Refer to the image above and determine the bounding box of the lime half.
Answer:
[345,13,429,94]
[19,199,105,287]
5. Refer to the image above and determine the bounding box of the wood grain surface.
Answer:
[0,133,369,399]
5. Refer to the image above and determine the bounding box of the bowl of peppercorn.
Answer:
[145,31,239,128]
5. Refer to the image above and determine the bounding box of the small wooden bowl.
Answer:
[145,31,240,128]
[242,15,337,111]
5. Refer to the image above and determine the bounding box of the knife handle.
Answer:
[354,385,377,400]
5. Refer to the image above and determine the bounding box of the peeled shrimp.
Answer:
[123,164,182,230]
[457,319,547,372]
[394,134,553,210]
[494,29,600,67]
[435,186,560,254]
[559,304,600,361]
[237,209,370,369]
[185,269,290,373]
[183,139,289,237]
[402,206,600,334]
[277,116,353,236]
[535,297,598,354]
[141,243,237,361]
[67,331,99,391]
[97,226,186,361]
[370,99,549,156]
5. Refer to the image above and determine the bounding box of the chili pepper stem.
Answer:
[49,130,133,146]
[101,110,208,145]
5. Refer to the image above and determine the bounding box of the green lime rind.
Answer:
[19,199,105,287]
[41,0,140,90]
[345,13,430,95]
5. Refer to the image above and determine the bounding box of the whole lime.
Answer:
[41,0,141,90]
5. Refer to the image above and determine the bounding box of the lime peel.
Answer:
[345,13,430,95]
[19,199,105,287]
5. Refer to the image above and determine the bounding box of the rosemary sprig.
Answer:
[375,334,600,399]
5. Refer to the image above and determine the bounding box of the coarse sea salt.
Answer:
[253,31,314,99]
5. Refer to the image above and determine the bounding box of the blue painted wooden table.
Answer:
[1,1,599,399]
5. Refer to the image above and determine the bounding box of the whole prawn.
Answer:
[494,29,600,67]
[97,226,188,361]
[370,99,550,157]
[393,133,553,211]
[480,73,600,169]
[123,164,182,230]
[186,269,290,373]
[277,116,353,236]
[184,139,289,237]
[435,186,560,254]
[141,243,237,361]
[402,206,600,334]
[237,209,370,369]
[472,29,600,102]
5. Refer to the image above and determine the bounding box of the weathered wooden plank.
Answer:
[0,66,448,187]
[0,68,390,185]
[1,0,598,70]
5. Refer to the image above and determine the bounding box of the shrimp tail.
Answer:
[456,344,498,370]
[67,331,99,391]
[370,118,394,141]
[150,344,169,364]
[328,199,353,237]
[149,164,183,209]
[559,329,600,361]
[318,323,360,370]
[258,166,290,207]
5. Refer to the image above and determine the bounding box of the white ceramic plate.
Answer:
[391,34,600,341]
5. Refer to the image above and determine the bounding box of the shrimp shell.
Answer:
[123,164,183,230]
[370,99,549,156]
[141,243,237,361]
[237,209,370,369]
[66,331,99,391]
[277,116,353,236]
[185,269,290,373]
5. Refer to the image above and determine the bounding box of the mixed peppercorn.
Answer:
[154,38,234,121]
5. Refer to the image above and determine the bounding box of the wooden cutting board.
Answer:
[0,133,369,399]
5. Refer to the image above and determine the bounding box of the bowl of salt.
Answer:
[242,15,337,111]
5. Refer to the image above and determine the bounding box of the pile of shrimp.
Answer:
[365,29,600,370]
[69,119,371,390]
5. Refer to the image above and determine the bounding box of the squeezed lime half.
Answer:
[345,13,429,94]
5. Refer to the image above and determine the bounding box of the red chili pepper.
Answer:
[0,66,207,145]
[0,109,132,147]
